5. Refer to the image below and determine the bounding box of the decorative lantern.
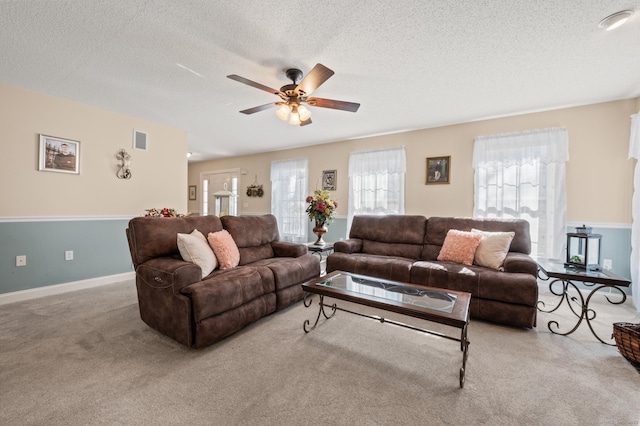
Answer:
[213,183,235,217]
[565,225,602,271]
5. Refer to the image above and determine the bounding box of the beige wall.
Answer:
[191,98,637,224]
[1,83,188,217]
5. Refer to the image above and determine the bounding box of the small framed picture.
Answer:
[38,135,80,174]
[189,185,197,200]
[322,170,337,191]
[426,156,450,184]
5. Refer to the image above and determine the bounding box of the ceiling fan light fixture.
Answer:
[228,63,360,127]
[276,104,289,121]
[298,104,311,121]
[598,10,634,31]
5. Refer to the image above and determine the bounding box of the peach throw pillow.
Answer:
[207,230,240,269]
[437,229,483,265]
[177,229,218,278]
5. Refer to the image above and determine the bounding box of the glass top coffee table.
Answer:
[302,270,471,388]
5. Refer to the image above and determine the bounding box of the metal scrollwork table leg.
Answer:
[303,293,337,333]
[537,273,627,345]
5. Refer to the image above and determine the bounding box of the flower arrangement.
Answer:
[144,208,186,218]
[305,190,337,225]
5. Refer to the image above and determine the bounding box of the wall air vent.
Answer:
[133,130,148,151]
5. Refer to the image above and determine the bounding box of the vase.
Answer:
[313,221,328,246]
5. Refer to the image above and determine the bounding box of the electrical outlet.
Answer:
[603,259,612,270]
[65,250,74,261]
[16,255,26,266]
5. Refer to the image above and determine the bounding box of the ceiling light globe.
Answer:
[289,112,301,125]
[298,105,311,121]
[276,104,290,121]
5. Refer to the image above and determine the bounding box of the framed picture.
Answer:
[38,134,80,174]
[189,185,197,200]
[426,156,450,184]
[322,170,337,191]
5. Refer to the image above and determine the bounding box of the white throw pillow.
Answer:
[471,229,515,271]
[177,229,218,278]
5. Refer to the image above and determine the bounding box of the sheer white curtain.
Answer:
[473,128,569,259]
[347,147,406,233]
[270,158,308,243]
[628,113,640,312]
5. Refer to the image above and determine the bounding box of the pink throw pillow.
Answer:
[207,230,240,269]
[437,229,483,265]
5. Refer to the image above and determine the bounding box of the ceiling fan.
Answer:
[227,63,360,126]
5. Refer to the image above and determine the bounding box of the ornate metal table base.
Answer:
[537,277,627,346]
[303,293,470,388]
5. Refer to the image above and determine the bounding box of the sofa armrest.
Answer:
[334,239,363,254]
[136,257,202,293]
[503,252,538,276]
[271,241,307,258]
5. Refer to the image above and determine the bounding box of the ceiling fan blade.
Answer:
[300,118,312,126]
[295,64,334,97]
[239,103,278,115]
[307,97,360,112]
[227,74,281,96]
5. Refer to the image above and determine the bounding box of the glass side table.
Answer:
[536,258,631,345]
[307,242,334,275]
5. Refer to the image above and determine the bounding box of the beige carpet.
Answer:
[1,280,639,425]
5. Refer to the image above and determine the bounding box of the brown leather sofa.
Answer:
[327,215,538,328]
[126,214,319,348]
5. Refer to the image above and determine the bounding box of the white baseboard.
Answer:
[0,272,135,305]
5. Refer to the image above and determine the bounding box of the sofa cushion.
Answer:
[127,215,223,267]
[409,260,538,306]
[180,267,272,322]
[221,215,277,264]
[247,254,319,310]
[349,215,427,259]
[471,229,515,271]
[248,254,319,292]
[207,230,240,269]
[350,215,427,244]
[437,230,483,265]
[177,229,218,278]
[326,252,414,283]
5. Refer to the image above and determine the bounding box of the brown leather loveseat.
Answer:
[327,215,538,328]
[126,214,319,348]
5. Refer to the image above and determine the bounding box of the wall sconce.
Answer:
[116,149,132,179]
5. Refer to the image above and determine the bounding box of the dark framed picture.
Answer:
[322,170,337,191]
[189,185,197,200]
[426,156,450,184]
[38,134,80,174]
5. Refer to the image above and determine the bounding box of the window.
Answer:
[473,128,569,259]
[271,158,308,243]
[347,147,406,233]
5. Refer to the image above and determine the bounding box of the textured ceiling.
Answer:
[1,1,639,162]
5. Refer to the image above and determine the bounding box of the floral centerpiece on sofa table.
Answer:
[144,208,187,218]
[305,190,337,245]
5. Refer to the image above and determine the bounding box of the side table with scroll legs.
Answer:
[306,242,334,275]
[536,258,631,345]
